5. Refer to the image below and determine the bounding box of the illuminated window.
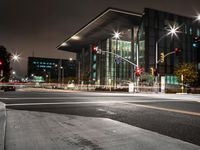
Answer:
[197,29,200,36]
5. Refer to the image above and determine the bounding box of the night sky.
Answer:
[0,0,200,77]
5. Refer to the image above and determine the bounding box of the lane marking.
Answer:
[97,108,116,115]
[5,101,124,106]
[5,99,194,106]
[129,103,200,117]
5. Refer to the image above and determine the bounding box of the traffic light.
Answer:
[0,60,3,69]
[92,45,97,54]
[150,67,154,75]
[192,36,200,48]
[135,67,142,77]
[174,48,181,55]
[160,52,164,63]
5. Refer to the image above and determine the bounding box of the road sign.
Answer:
[115,56,122,64]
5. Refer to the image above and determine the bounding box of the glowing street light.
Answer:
[69,58,73,61]
[12,71,16,75]
[197,14,200,21]
[113,31,121,39]
[166,24,180,38]
[154,24,180,90]
[11,53,20,62]
[156,24,180,69]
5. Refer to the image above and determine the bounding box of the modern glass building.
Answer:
[28,57,77,83]
[57,8,200,86]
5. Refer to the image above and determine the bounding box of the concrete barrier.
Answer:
[0,102,6,150]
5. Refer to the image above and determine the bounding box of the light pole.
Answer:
[155,24,179,91]
[60,66,64,85]
[113,31,121,88]
[155,25,179,70]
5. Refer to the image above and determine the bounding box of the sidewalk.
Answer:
[5,109,200,150]
[0,102,6,150]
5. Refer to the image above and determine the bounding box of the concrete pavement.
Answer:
[5,109,200,150]
[0,102,6,150]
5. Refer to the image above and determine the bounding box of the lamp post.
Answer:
[155,26,179,70]
[113,31,121,88]
[155,25,179,92]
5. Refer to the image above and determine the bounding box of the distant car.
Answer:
[2,86,16,92]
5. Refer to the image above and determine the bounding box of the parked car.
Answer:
[2,86,16,92]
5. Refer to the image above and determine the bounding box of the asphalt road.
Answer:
[1,89,200,149]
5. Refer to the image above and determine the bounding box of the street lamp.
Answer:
[155,24,180,92]
[11,53,20,62]
[113,31,121,87]
[155,24,180,70]
[196,14,200,21]
[113,31,121,40]
[12,71,16,75]
[60,66,64,84]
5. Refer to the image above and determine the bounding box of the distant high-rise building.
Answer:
[27,57,77,83]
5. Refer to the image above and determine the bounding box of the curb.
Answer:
[0,102,6,150]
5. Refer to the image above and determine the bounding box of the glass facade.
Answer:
[89,34,132,86]
[144,8,200,73]
[75,8,200,86]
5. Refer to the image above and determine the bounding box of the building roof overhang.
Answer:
[57,7,143,53]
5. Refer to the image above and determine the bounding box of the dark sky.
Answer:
[0,0,200,77]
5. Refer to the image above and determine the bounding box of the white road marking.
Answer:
[6,101,124,106]
[97,108,116,115]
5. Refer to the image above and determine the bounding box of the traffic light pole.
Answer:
[99,50,138,67]
[155,34,167,93]
[157,51,176,64]
[96,48,139,92]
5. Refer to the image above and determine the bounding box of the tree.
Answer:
[174,64,198,86]
[0,45,11,82]
[140,72,154,86]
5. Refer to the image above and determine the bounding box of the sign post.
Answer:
[161,76,165,93]
[129,82,134,93]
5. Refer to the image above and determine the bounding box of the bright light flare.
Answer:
[197,14,200,21]
[11,53,20,62]
[167,24,180,38]
[113,31,121,39]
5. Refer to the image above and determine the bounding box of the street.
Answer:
[0,89,200,149]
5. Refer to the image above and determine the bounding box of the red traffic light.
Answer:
[193,36,200,42]
[174,48,181,55]
[0,61,2,65]
[135,67,142,77]
[92,45,97,53]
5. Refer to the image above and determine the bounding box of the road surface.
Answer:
[0,88,200,149]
